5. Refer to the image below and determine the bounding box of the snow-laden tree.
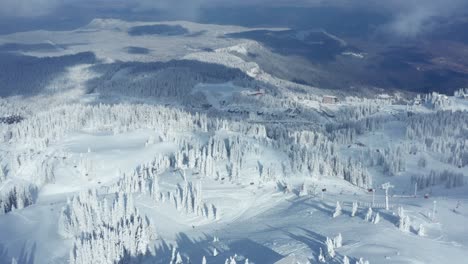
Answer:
[372,212,381,224]
[343,255,350,264]
[170,246,178,264]
[326,237,336,258]
[351,202,358,217]
[0,165,5,183]
[418,224,425,236]
[318,247,326,263]
[333,201,342,218]
[364,207,373,222]
[175,252,183,264]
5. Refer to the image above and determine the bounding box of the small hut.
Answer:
[322,95,339,104]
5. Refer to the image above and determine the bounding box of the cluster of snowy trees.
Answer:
[324,233,343,258]
[318,233,369,264]
[0,149,51,214]
[172,181,218,219]
[3,100,376,190]
[335,99,389,121]
[0,52,96,96]
[112,159,217,219]
[286,144,371,188]
[172,136,231,180]
[363,207,380,224]
[380,146,406,176]
[0,184,38,215]
[290,130,371,186]
[397,207,412,232]
[113,158,169,197]
[411,170,465,190]
[152,131,275,185]
[89,60,255,100]
[334,201,380,224]
[169,246,186,264]
[59,190,155,264]
[420,92,452,110]
[454,88,468,98]
[406,111,467,168]
[5,104,213,146]
[359,145,406,176]
[9,150,61,185]
[406,111,467,141]
[0,99,386,225]
[326,115,388,145]
[4,103,273,150]
[280,129,372,188]
[0,98,30,119]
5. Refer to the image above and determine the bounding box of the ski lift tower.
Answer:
[381,182,394,210]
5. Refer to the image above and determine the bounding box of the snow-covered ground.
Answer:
[0,19,467,264]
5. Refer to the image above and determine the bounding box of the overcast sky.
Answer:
[1,0,467,36]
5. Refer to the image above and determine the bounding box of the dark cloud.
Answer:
[130,0,208,20]
[348,0,468,37]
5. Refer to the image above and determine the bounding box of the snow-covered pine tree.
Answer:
[351,201,358,217]
[318,247,326,263]
[372,212,380,224]
[356,257,370,264]
[326,237,336,258]
[418,224,425,236]
[365,207,373,222]
[343,256,350,264]
[334,233,343,248]
[333,201,342,218]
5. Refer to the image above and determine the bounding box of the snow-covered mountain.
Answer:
[0,19,467,264]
